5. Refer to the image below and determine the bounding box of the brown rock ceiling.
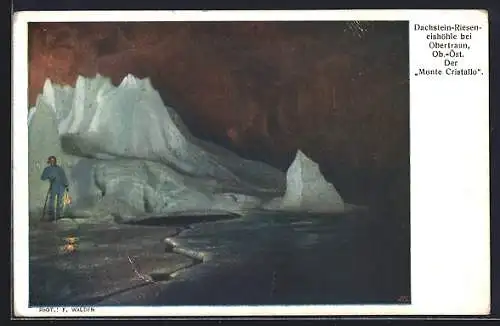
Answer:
[28,21,409,211]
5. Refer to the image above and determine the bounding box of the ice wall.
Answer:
[28,74,286,220]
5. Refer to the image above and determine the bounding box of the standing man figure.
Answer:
[41,156,69,221]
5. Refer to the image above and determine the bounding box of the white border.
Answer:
[12,10,490,317]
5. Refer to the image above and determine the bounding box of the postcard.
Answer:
[12,9,490,317]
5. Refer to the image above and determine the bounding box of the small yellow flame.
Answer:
[64,244,76,252]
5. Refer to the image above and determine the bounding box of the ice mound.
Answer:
[28,74,286,220]
[264,150,345,213]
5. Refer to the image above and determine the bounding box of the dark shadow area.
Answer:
[29,263,98,306]
[124,213,241,227]
[146,209,410,306]
[149,273,172,282]
[64,283,153,306]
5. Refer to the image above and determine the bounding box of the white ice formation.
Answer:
[263,150,345,213]
[28,74,346,221]
[28,74,285,220]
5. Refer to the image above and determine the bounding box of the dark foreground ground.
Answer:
[29,208,410,306]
